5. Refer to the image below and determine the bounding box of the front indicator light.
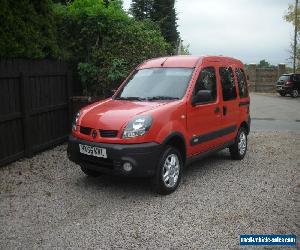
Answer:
[122,115,152,139]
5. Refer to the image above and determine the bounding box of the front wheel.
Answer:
[291,89,299,98]
[152,146,183,195]
[279,92,286,97]
[229,127,248,160]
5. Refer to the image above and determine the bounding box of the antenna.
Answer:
[161,58,168,67]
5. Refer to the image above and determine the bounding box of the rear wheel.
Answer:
[152,146,182,195]
[229,127,248,160]
[80,164,102,177]
[291,89,299,98]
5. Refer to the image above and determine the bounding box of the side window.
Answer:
[219,67,237,101]
[235,68,248,98]
[194,67,217,104]
[293,75,300,81]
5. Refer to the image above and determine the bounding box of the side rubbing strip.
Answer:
[190,125,237,146]
[239,101,250,107]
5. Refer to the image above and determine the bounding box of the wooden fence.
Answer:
[0,59,72,166]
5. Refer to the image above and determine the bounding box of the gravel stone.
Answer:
[0,131,299,249]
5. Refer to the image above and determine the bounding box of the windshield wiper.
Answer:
[147,96,180,101]
[116,96,146,101]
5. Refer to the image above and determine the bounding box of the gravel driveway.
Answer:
[0,131,299,249]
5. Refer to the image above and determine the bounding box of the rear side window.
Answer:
[293,75,300,81]
[235,68,248,98]
[194,67,217,103]
[219,67,237,101]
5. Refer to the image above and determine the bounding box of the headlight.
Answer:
[72,111,81,131]
[122,115,152,138]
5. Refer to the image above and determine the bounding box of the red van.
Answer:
[68,56,250,194]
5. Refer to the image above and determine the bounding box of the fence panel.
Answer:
[0,59,71,166]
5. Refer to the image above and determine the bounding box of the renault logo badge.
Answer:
[92,130,97,139]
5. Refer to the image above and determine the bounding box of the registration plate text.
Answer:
[79,144,107,158]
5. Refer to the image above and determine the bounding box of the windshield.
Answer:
[115,68,194,101]
[278,75,290,81]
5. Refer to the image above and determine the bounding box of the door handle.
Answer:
[223,106,228,115]
[214,107,220,114]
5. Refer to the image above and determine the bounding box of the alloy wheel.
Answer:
[292,89,299,98]
[238,132,247,155]
[162,154,180,188]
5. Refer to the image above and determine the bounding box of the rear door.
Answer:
[235,67,250,120]
[294,74,300,91]
[217,66,240,144]
[187,65,223,156]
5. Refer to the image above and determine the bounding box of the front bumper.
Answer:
[276,85,292,93]
[67,136,162,177]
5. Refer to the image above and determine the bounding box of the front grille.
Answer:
[99,129,118,138]
[80,127,118,138]
[80,126,92,135]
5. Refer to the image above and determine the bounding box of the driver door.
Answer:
[187,66,222,156]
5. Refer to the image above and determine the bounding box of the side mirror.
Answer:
[192,90,212,106]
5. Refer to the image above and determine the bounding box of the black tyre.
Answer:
[152,146,183,195]
[229,127,248,160]
[291,89,299,98]
[80,164,102,177]
[279,92,286,97]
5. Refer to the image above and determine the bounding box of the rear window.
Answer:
[235,68,248,98]
[278,75,290,81]
[219,67,237,101]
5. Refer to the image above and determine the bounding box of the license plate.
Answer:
[79,144,107,158]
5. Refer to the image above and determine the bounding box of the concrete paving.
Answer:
[250,93,300,132]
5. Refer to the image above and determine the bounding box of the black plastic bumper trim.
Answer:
[67,136,163,177]
[190,125,237,146]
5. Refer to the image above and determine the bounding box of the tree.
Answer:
[0,0,60,58]
[55,0,168,96]
[151,0,179,52]
[284,2,300,26]
[284,1,300,71]
[52,0,73,4]
[179,43,190,55]
[258,59,271,68]
[130,0,153,20]
[130,0,179,53]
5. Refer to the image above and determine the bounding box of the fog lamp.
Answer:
[123,162,133,172]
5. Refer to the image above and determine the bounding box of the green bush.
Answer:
[54,0,169,97]
[77,62,99,96]
[0,0,60,58]
[0,0,169,96]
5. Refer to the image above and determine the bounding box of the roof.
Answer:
[138,55,243,69]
